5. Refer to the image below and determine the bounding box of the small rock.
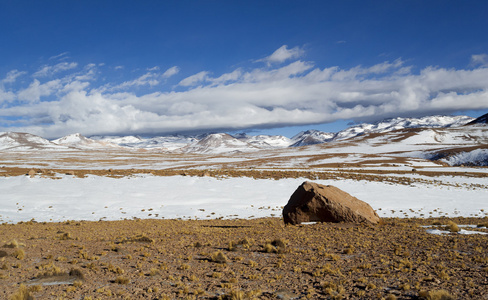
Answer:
[275,289,299,300]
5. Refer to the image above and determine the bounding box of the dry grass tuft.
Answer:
[69,268,84,279]
[115,275,130,284]
[446,221,460,233]
[219,290,245,300]
[9,284,33,300]
[419,289,455,300]
[211,251,228,263]
[13,249,25,260]
[132,235,154,243]
[3,240,21,249]
[35,262,65,278]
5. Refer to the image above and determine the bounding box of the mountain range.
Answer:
[74,114,478,152]
[1,114,487,166]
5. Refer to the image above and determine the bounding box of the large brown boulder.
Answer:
[283,181,380,225]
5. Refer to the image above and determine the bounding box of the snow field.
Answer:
[1,174,487,224]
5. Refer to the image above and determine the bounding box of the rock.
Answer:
[283,181,380,225]
[274,289,299,300]
[28,169,36,177]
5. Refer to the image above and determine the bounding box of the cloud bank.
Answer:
[1,46,488,138]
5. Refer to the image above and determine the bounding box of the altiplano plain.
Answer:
[1,117,488,299]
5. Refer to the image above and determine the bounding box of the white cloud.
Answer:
[0,89,16,103]
[33,62,78,77]
[2,50,488,138]
[162,66,180,78]
[471,54,488,67]
[178,71,210,86]
[49,52,70,61]
[116,72,160,89]
[209,69,242,85]
[17,79,61,102]
[257,45,304,65]
[2,70,27,84]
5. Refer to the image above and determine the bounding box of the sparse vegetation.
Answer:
[9,284,33,300]
[419,289,455,300]
[0,216,485,298]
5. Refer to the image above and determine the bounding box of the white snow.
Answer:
[440,149,488,166]
[333,115,474,141]
[423,226,488,235]
[1,174,487,224]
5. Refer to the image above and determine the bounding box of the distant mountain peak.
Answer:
[0,132,63,150]
[291,130,335,147]
[467,113,488,125]
[182,133,257,154]
[52,133,119,149]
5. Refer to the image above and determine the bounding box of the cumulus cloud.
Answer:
[1,46,488,138]
[17,79,62,102]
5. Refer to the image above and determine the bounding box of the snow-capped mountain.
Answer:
[0,114,482,156]
[181,133,258,154]
[234,133,292,148]
[387,127,488,166]
[291,130,335,147]
[90,135,198,151]
[52,133,120,149]
[0,132,65,151]
[332,115,474,141]
[90,135,143,145]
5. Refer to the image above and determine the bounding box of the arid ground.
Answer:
[1,215,488,299]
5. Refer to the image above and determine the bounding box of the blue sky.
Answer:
[1,1,488,138]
